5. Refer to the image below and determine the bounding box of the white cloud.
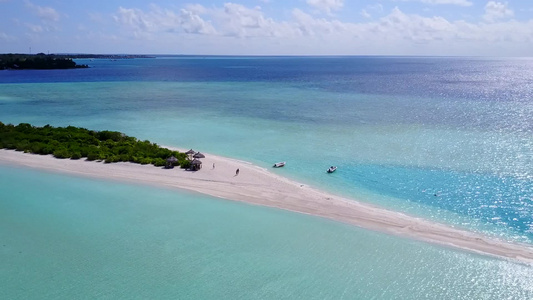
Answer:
[360,4,384,19]
[372,7,455,42]
[179,9,216,34]
[484,1,514,22]
[215,3,278,37]
[361,9,371,19]
[25,23,43,33]
[25,0,60,22]
[292,8,354,37]
[396,0,473,6]
[184,4,208,15]
[113,5,216,38]
[287,7,532,55]
[114,7,154,33]
[306,0,344,14]
[108,3,533,56]
[114,4,293,39]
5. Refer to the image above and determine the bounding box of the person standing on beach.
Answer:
[235,168,239,176]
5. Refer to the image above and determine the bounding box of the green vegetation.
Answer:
[0,53,88,70]
[0,122,189,168]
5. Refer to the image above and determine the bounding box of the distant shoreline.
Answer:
[0,54,88,70]
[0,53,153,70]
[1,149,532,265]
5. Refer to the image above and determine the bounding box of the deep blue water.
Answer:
[3,57,532,131]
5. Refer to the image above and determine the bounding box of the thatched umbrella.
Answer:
[193,152,205,159]
[190,158,203,171]
[165,156,178,169]
[185,149,195,160]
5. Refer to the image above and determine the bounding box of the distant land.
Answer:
[0,53,154,70]
[54,53,155,59]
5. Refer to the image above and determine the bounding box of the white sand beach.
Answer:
[1,149,532,265]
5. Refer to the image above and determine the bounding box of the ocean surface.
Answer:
[1,56,532,298]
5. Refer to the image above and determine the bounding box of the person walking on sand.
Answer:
[235,168,240,176]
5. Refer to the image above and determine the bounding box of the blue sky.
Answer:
[1,0,532,56]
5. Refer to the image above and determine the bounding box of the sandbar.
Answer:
[1,149,532,265]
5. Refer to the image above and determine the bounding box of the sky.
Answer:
[0,0,532,56]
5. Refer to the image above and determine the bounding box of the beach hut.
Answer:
[193,152,205,159]
[185,149,195,160]
[190,158,202,171]
[165,156,178,169]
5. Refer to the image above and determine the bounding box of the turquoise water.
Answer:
[1,166,532,299]
[1,57,532,297]
[2,79,531,242]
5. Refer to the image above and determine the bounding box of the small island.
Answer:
[1,122,533,265]
[0,53,91,70]
[0,122,189,168]
[0,53,157,70]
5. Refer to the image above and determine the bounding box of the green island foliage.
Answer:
[0,53,89,70]
[0,122,189,168]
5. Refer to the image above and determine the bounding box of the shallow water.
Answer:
[1,166,532,299]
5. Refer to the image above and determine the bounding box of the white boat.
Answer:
[273,162,286,168]
[326,166,337,173]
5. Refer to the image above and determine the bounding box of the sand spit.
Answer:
[1,149,532,265]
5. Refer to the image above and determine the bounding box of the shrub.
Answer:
[30,142,45,154]
[86,152,100,161]
[104,156,119,163]
[41,144,55,155]
[2,139,16,149]
[180,160,191,169]
[53,148,71,159]
[70,152,82,160]
[140,158,152,165]
[119,154,130,162]
[96,130,123,142]
[15,140,30,151]
[153,158,166,167]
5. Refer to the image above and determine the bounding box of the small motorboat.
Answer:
[326,166,337,173]
[273,162,286,168]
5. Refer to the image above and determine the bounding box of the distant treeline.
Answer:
[0,53,89,70]
[0,122,190,168]
[0,53,155,70]
[64,54,155,59]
